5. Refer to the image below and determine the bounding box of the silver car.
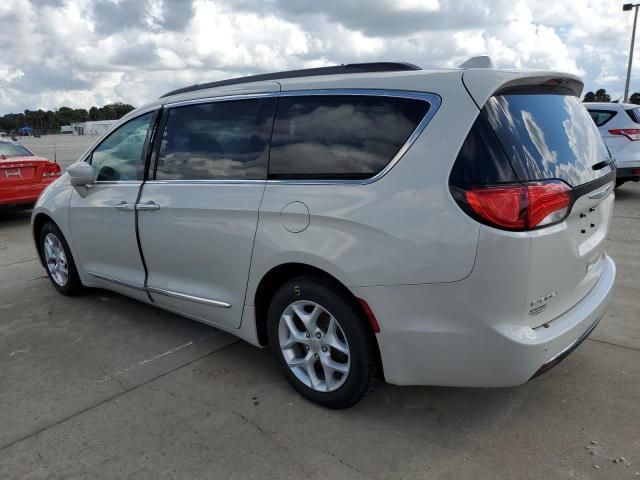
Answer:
[32,61,616,408]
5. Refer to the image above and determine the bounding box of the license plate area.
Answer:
[0,166,36,180]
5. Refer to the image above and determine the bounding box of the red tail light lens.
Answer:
[42,163,61,177]
[608,128,640,141]
[456,180,573,231]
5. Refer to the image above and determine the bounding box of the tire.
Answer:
[267,275,379,409]
[39,221,84,296]
[615,179,626,189]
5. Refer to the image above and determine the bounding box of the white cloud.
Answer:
[0,0,638,114]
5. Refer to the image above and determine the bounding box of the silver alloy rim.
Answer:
[278,300,351,392]
[43,233,68,287]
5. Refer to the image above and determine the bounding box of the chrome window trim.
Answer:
[147,286,232,308]
[88,271,145,291]
[144,179,265,185]
[157,88,441,186]
[93,180,142,185]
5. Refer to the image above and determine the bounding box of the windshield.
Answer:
[483,94,613,187]
[0,143,33,158]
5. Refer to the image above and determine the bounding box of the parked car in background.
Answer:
[586,102,640,187]
[0,140,61,208]
[32,61,616,408]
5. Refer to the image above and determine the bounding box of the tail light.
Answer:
[452,180,573,231]
[42,163,61,178]
[608,128,640,141]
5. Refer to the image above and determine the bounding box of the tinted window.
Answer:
[155,98,276,180]
[269,95,430,180]
[449,114,518,187]
[625,107,640,124]
[588,110,616,127]
[0,142,33,157]
[483,94,613,186]
[91,112,153,181]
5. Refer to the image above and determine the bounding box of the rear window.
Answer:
[0,143,33,157]
[269,95,430,180]
[588,109,616,127]
[625,107,640,124]
[483,94,613,186]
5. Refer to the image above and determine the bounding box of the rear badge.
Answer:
[529,290,559,316]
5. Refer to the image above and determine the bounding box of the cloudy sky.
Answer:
[0,0,636,114]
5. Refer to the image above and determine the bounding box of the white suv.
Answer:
[32,61,616,408]
[586,102,640,187]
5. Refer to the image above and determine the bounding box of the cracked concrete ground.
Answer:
[0,135,639,479]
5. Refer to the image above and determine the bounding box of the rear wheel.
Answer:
[615,179,626,189]
[267,276,378,409]
[39,221,84,296]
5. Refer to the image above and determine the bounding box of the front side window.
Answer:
[155,98,276,180]
[91,112,154,181]
[269,95,430,180]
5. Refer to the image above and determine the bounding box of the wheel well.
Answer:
[253,263,379,346]
[32,213,54,267]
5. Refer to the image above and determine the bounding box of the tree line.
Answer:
[0,103,136,133]
[583,88,640,104]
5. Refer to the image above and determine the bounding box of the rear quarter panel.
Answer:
[246,72,482,301]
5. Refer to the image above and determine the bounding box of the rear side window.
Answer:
[483,94,613,187]
[155,98,276,180]
[269,95,430,180]
[588,110,616,127]
[625,107,640,123]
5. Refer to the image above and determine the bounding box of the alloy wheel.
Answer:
[278,300,351,392]
[43,232,68,287]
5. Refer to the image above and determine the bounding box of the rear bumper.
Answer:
[352,254,616,386]
[0,181,53,207]
[616,166,640,181]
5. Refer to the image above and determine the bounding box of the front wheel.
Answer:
[267,276,379,409]
[39,221,84,296]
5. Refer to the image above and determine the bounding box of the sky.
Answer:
[0,0,637,115]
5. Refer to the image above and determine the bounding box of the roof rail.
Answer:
[159,62,422,98]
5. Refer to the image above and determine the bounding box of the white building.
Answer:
[71,120,117,135]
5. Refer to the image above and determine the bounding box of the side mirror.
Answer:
[67,162,95,186]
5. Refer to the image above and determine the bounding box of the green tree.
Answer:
[594,88,611,102]
[629,92,640,105]
[583,91,596,102]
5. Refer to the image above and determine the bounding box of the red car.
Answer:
[0,140,61,208]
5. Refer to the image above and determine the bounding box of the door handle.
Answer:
[114,201,135,212]
[136,201,160,211]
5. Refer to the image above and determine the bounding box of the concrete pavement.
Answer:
[0,135,638,479]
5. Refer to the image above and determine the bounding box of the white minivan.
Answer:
[32,61,616,408]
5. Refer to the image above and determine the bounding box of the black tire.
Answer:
[615,179,626,189]
[267,275,379,409]
[39,221,84,296]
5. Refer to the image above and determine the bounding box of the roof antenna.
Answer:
[459,55,495,69]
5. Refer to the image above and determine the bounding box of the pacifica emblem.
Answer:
[530,291,559,307]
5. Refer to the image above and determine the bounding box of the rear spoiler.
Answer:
[462,70,584,108]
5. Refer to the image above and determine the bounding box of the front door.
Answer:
[137,97,277,328]
[69,111,156,301]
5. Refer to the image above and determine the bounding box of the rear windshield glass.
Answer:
[483,94,613,186]
[625,107,640,124]
[0,143,33,157]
